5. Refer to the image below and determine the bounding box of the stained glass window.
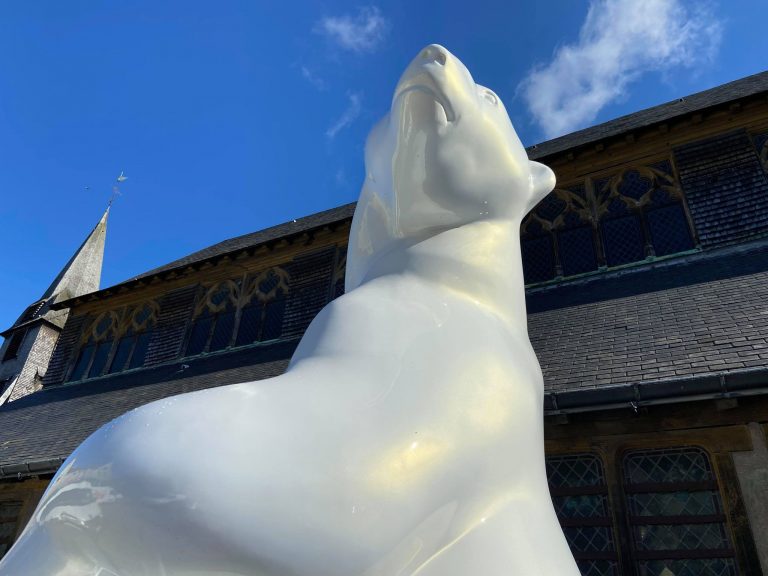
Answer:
[69,342,94,381]
[67,302,157,381]
[522,160,697,285]
[128,331,152,369]
[185,283,237,356]
[88,339,113,377]
[235,304,262,347]
[66,312,117,381]
[522,234,556,283]
[235,270,288,346]
[547,454,619,576]
[108,333,134,374]
[186,312,212,356]
[558,226,598,276]
[185,269,290,357]
[623,447,737,576]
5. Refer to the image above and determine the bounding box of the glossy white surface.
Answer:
[0,45,579,575]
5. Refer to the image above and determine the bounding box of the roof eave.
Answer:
[0,317,63,338]
[51,208,356,311]
[1,368,766,477]
[0,457,65,480]
[526,71,768,161]
[543,367,768,414]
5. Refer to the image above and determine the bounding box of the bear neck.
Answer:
[365,218,528,330]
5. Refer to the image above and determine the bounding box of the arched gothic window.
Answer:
[184,267,290,357]
[186,281,240,356]
[622,447,737,576]
[68,311,118,381]
[67,302,158,382]
[547,453,619,576]
[235,268,290,347]
[108,302,158,373]
[522,160,697,284]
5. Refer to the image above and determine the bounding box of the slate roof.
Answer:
[3,240,768,475]
[7,72,768,476]
[135,203,355,280]
[0,341,295,477]
[526,70,768,160]
[528,238,768,402]
[52,203,357,310]
[53,71,768,310]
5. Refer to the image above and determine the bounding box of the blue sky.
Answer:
[1,0,766,331]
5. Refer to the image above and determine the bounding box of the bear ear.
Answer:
[526,161,556,214]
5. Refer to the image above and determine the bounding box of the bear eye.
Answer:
[483,90,498,106]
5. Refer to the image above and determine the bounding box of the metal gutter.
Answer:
[0,369,765,479]
[544,368,768,415]
[0,458,64,480]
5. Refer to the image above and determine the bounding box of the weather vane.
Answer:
[108,170,127,207]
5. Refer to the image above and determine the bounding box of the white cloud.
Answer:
[300,66,328,91]
[315,6,389,53]
[326,92,363,140]
[519,0,723,139]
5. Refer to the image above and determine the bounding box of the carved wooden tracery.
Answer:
[522,160,697,284]
[185,266,291,357]
[67,301,159,381]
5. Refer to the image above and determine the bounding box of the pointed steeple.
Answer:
[0,207,109,402]
[42,207,109,304]
[1,208,109,337]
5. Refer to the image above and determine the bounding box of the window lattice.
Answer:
[235,268,290,347]
[623,447,737,576]
[522,234,556,283]
[547,454,619,576]
[185,267,291,357]
[522,160,696,284]
[67,301,158,382]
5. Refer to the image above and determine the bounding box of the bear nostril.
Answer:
[422,46,447,66]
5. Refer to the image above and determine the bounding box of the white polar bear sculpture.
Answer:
[0,45,580,576]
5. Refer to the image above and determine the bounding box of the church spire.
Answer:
[0,207,110,402]
[41,207,109,304]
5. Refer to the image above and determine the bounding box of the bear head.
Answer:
[346,44,555,291]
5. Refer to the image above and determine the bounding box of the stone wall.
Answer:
[0,477,50,559]
[10,324,61,401]
[733,423,768,574]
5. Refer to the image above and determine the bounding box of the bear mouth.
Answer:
[394,85,455,124]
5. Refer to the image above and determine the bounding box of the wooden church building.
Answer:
[2,71,768,576]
